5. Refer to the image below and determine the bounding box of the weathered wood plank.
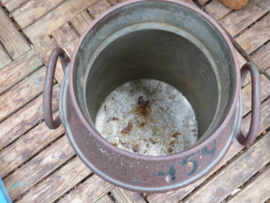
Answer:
[0,112,65,177]
[32,36,64,84]
[205,0,231,21]
[4,136,75,201]
[197,0,210,6]
[0,49,43,95]
[24,0,98,43]
[219,0,270,37]
[88,0,111,18]
[235,13,270,55]
[228,165,270,203]
[0,45,12,69]
[0,7,30,59]
[51,24,79,56]
[0,66,46,122]
[235,49,251,87]
[2,0,30,13]
[111,187,146,203]
[107,0,118,6]
[59,175,114,203]
[236,49,246,67]
[17,157,92,203]
[180,0,197,6]
[148,96,270,202]
[251,42,270,72]
[12,0,66,29]
[242,74,270,116]
[70,11,93,35]
[184,131,270,203]
[0,84,60,149]
[96,194,114,203]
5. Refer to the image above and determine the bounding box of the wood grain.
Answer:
[0,7,30,59]
[17,156,92,203]
[0,49,43,95]
[0,112,65,177]
[88,0,111,18]
[0,66,46,122]
[24,0,98,43]
[12,0,66,29]
[181,0,197,6]
[32,36,64,84]
[242,74,270,116]
[205,0,231,21]
[96,195,114,203]
[220,0,270,37]
[107,0,118,6]
[235,13,270,55]
[111,187,146,203]
[59,175,114,203]
[70,11,93,35]
[0,45,12,69]
[184,131,270,203]
[235,49,251,87]
[197,0,210,6]
[51,24,79,56]
[0,84,60,149]
[148,95,270,202]
[2,0,30,13]
[4,136,75,201]
[228,165,270,203]
[251,41,270,73]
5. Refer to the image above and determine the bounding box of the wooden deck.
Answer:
[0,0,269,202]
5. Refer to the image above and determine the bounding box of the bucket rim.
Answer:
[68,0,241,160]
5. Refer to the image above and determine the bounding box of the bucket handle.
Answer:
[238,62,261,146]
[44,48,70,129]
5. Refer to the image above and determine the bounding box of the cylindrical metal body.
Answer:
[44,0,261,193]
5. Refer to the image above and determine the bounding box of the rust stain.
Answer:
[172,132,182,138]
[136,96,152,116]
[132,144,139,153]
[121,122,133,134]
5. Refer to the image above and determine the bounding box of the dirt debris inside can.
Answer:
[95,79,198,156]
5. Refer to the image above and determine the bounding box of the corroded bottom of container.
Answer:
[95,79,198,156]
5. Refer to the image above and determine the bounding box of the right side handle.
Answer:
[237,62,261,146]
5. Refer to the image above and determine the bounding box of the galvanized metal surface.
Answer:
[95,79,198,156]
[44,0,261,193]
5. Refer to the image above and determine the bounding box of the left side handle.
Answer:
[44,48,70,129]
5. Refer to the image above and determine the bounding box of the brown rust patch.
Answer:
[136,96,152,116]
[169,140,175,145]
[132,144,139,153]
[167,147,173,153]
[119,140,130,148]
[172,132,181,138]
[121,122,133,134]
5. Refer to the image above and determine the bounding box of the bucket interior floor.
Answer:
[95,79,199,156]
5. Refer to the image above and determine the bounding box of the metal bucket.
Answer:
[44,0,261,192]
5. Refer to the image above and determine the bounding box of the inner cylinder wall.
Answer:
[86,30,218,138]
[72,1,236,146]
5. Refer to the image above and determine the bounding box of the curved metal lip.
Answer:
[68,0,241,160]
[62,74,242,191]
